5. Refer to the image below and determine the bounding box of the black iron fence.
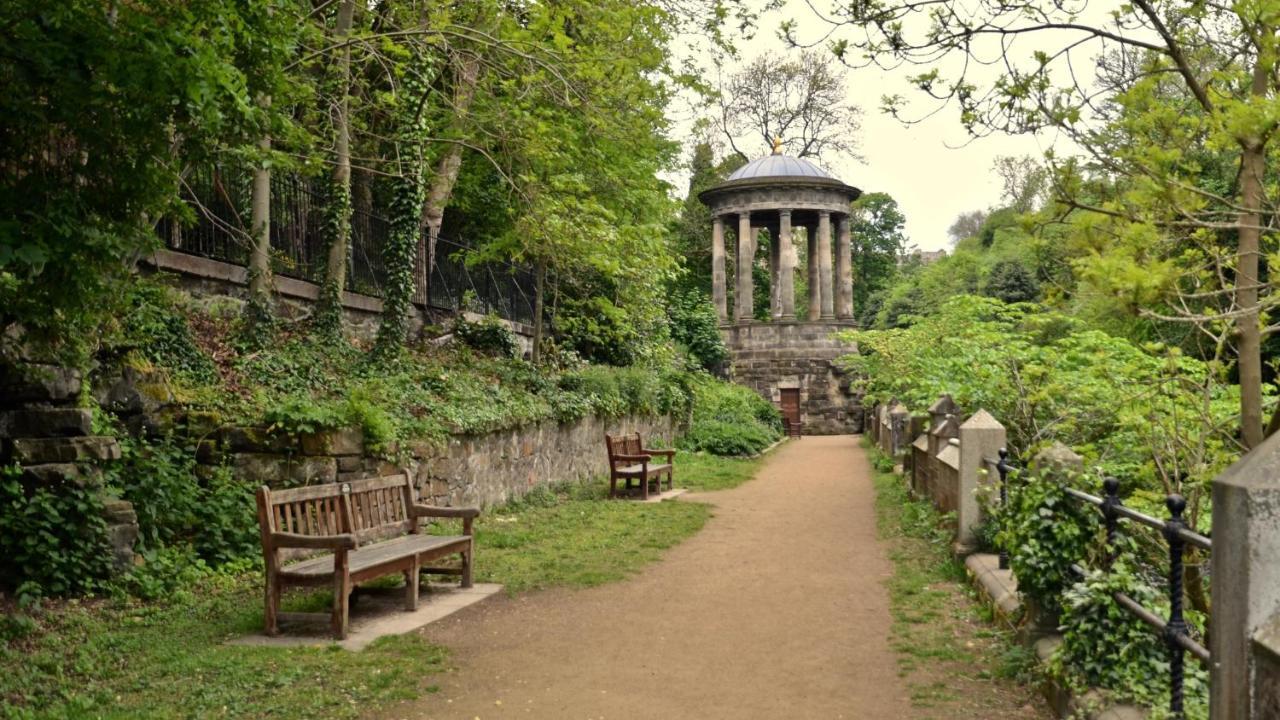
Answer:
[158,166,536,325]
[988,453,1211,720]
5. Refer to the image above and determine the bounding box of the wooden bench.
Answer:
[605,432,675,500]
[254,472,479,639]
[785,418,802,438]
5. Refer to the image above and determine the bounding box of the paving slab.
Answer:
[227,582,501,651]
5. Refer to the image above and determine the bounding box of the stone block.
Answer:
[20,463,89,487]
[223,426,296,454]
[300,428,363,456]
[0,363,81,406]
[0,408,93,438]
[337,455,363,472]
[9,436,120,464]
[102,497,139,572]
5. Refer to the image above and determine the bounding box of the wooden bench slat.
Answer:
[279,534,469,578]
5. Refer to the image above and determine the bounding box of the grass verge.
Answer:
[673,449,764,492]
[2,453,760,718]
[869,444,1047,720]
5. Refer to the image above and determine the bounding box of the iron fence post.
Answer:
[1101,477,1121,570]
[1163,494,1188,719]
[997,447,1009,570]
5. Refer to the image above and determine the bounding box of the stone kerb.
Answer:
[1210,429,1280,719]
[957,410,1006,552]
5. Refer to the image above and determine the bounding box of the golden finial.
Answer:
[771,136,783,155]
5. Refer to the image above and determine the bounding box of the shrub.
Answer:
[679,378,781,456]
[555,297,639,366]
[0,464,114,597]
[453,315,520,359]
[114,282,218,385]
[667,290,728,373]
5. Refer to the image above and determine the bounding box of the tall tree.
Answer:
[848,192,908,319]
[717,50,863,161]
[792,0,1280,449]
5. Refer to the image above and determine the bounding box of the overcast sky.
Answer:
[665,0,1111,251]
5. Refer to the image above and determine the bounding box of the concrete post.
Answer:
[889,401,911,456]
[1210,430,1280,719]
[807,225,821,321]
[736,213,753,321]
[836,215,853,319]
[819,211,835,319]
[778,210,796,320]
[928,413,960,500]
[957,410,1005,551]
[711,215,727,322]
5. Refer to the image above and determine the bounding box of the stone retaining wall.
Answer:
[199,413,675,510]
[721,320,862,435]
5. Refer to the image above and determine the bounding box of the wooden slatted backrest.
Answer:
[343,473,415,545]
[255,473,416,561]
[605,433,644,467]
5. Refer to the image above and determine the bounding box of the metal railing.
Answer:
[1062,479,1210,718]
[988,455,1211,719]
[158,166,536,325]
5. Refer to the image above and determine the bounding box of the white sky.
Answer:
[664,0,1120,251]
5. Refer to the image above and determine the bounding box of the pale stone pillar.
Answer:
[818,211,834,320]
[736,213,753,321]
[767,226,781,319]
[1211,431,1280,719]
[836,215,853,319]
[778,210,796,320]
[711,215,727,322]
[807,226,820,320]
[957,410,1005,551]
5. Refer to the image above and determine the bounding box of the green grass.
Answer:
[446,480,712,593]
[2,458,763,719]
[869,442,1046,719]
[673,450,763,492]
[0,573,448,719]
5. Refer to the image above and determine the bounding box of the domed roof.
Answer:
[726,154,834,181]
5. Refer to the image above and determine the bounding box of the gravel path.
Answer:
[404,435,912,719]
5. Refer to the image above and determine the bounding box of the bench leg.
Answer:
[332,555,351,640]
[641,474,650,500]
[264,573,281,636]
[405,557,420,611]
[666,467,674,491]
[461,543,474,589]
[609,475,618,498]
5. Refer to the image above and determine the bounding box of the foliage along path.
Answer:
[389,436,1035,719]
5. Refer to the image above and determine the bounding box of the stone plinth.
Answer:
[720,320,860,435]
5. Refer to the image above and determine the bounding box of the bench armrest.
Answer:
[411,504,481,520]
[642,448,675,459]
[271,532,357,550]
[611,453,652,463]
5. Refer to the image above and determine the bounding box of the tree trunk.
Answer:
[246,126,273,329]
[315,0,356,338]
[421,51,481,299]
[1236,60,1268,450]
[532,259,547,364]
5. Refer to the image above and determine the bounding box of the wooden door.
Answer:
[779,388,801,428]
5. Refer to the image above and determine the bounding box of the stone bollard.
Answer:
[956,410,1006,553]
[888,401,911,457]
[1210,431,1280,719]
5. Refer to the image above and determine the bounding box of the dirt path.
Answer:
[400,436,913,719]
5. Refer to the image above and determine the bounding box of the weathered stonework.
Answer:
[720,320,862,435]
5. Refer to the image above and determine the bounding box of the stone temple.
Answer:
[698,145,864,434]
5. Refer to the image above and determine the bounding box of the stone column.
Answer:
[836,214,853,319]
[818,211,834,320]
[1211,431,1280,719]
[778,210,796,320]
[957,410,1005,552]
[736,213,753,321]
[807,225,820,320]
[711,215,727,322]
[768,225,781,319]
